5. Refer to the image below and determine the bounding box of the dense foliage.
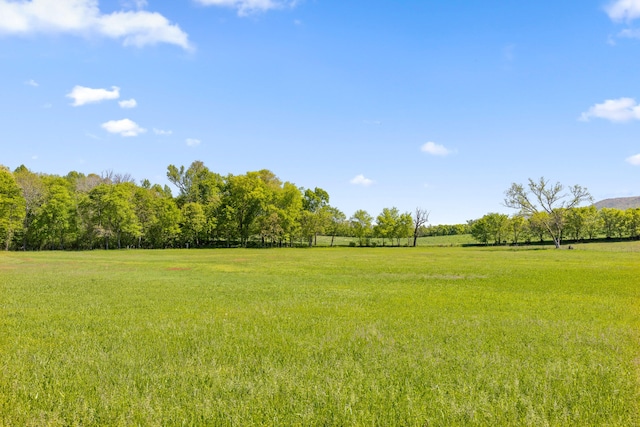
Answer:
[470,205,640,245]
[0,162,421,250]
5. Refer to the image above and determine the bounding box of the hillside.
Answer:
[593,196,640,210]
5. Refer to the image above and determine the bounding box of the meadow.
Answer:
[0,243,638,426]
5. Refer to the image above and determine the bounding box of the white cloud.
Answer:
[153,128,172,135]
[626,153,640,165]
[194,0,297,16]
[186,138,201,147]
[606,0,640,42]
[580,97,640,122]
[101,118,146,137]
[606,0,640,21]
[0,0,191,50]
[67,85,120,106]
[119,98,137,109]
[350,174,374,187]
[421,141,452,156]
[25,79,39,87]
[618,28,640,38]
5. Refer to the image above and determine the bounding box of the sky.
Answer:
[2,0,640,225]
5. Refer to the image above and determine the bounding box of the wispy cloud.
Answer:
[194,0,299,16]
[101,118,146,137]
[421,141,452,156]
[626,153,640,165]
[67,85,120,106]
[25,79,39,87]
[606,0,640,41]
[350,174,374,187]
[580,97,640,122]
[186,138,201,147]
[0,0,191,50]
[153,128,172,135]
[606,0,640,21]
[119,98,137,109]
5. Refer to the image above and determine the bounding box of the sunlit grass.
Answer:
[0,246,638,425]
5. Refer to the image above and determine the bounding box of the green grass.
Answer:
[0,245,638,426]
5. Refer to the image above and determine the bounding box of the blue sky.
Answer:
[2,0,640,224]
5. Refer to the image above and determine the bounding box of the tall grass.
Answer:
[0,245,638,426]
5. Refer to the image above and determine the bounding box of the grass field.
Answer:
[1,243,639,426]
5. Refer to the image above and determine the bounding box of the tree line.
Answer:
[0,161,428,251]
[470,177,639,247]
[470,206,640,246]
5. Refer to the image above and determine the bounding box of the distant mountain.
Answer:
[593,196,640,210]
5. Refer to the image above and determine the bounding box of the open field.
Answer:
[1,244,639,426]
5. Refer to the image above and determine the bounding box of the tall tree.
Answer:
[220,172,268,247]
[32,177,73,249]
[624,208,640,239]
[412,207,430,247]
[167,161,222,208]
[325,206,347,247]
[350,209,373,246]
[504,177,592,248]
[86,183,141,249]
[375,207,399,246]
[275,182,303,246]
[302,187,330,246]
[507,215,527,245]
[181,202,206,247]
[394,212,414,246]
[599,207,625,239]
[13,165,45,249]
[0,167,26,250]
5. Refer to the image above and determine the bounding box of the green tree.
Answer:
[167,161,222,207]
[624,208,640,239]
[504,177,592,248]
[13,165,45,249]
[470,218,489,245]
[471,213,509,245]
[527,211,549,243]
[181,202,207,247]
[301,187,330,246]
[564,206,587,241]
[0,167,26,250]
[350,209,373,246]
[85,183,141,249]
[32,177,73,249]
[581,206,602,240]
[507,215,526,244]
[394,212,414,246]
[276,182,303,247]
[375,207,399,246]
[220,172,268,247]
[325,206,347,247]
[148,197,181,248]
[599,208,625,238]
